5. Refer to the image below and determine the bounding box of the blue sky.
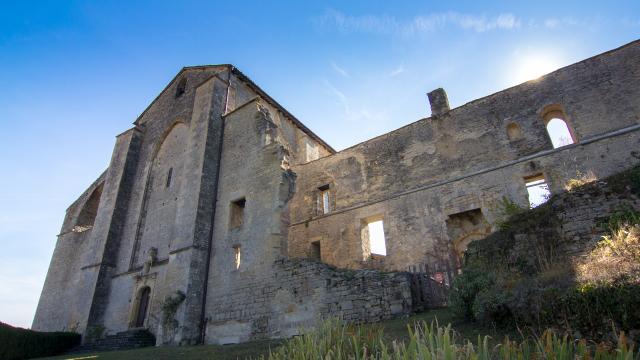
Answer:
[0,1,638,328]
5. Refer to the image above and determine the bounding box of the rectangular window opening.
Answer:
[229,198,246,229]
[318,185,331,214]
[233,245,241,270]
[367,219,387,256]
[525,175,551,208]
[310,241,321,260]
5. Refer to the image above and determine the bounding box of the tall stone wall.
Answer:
[32,174,105,333]
[205,258,413,344]
[287,40,640,272]
[33,65,335,345]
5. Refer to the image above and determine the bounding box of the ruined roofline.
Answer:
[64,170,107,213]
[298,37,640,162]
[132,64,336,154]
[451,38,640,115]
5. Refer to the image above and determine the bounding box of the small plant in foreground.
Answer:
[260,319,639,359]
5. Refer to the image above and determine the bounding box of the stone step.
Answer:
[69,329,156,354]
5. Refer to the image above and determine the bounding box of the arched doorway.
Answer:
[445,209,491,270]
[133,287,151,328]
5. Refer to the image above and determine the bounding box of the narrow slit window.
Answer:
[233,246,241,270]
[525,175,551,208]
[166,168,173,188]
[229,198,246,229]
[318,185,331,214]
[368,220,387,256]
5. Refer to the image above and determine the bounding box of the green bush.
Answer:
[472,285,511,324]
[449,265,495,321]
[0,322,80,360]
[599,207,640,234]
[451,165,640,340]
[558,283,640,335]
[450,275,640,340]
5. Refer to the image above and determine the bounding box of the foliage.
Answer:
[451,166,640,340]
[449,265,495,321]
[565,170,598,191]
[578,223,640,283]
[607,164,640,196]
[453,219,640,338]
[599,207,640,234]
[162,290,186,327]
[491,196,527,231]
[261,318,386,359]
[260,318,640,359]
[0,322,80,360]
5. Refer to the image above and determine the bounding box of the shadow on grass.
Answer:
[40,308,518,360]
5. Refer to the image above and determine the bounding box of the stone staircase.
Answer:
[71,329,156,353]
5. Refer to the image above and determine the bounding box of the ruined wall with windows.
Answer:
[33,40,640,347]
[287,40,640,272]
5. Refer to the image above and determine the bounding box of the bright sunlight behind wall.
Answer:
[525,177,551,208]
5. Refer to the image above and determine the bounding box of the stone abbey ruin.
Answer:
[33,40,640,346]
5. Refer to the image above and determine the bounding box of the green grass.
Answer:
[39,309,517,360]
[39,339,282,360]
[378,308,518,344]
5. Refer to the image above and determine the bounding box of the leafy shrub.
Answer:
[0,322,80,360]
[451,165,640,340]
[599,207,640,234]
[261,318,640,359]
[472,286,511,324]
[558,283,640,337]
[449,265,495,321]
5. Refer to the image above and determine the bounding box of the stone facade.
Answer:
[33,40,640,345]
[287,39,640,271]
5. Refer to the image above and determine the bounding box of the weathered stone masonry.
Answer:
[288,40,640,271]
[33,40,640,345]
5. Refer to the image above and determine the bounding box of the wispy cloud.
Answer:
[542,17,581,29]
[330,61,350,78]
[387,65,405,77]
[313,10,521,35]
[322,79,375,123]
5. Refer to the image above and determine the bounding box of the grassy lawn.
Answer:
[39,339,283,360]
[40,308,516,360]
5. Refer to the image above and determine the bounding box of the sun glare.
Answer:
[512,55,560,84]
